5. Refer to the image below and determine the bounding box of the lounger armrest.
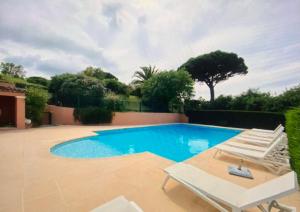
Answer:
[252,128,273,133]
[237,172,298,209]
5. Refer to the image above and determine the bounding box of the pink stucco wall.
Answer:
[15,96,25,129]
[46,105,188,125]
[46,105,79,125]
[111,112,188,125]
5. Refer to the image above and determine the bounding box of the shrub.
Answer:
[25,87,48,126]
[74,107,113,124]
[0,74,47,89]
[275,86,300,112]
[142,70,194,112]
[82,66,117,80]
[129,85,142,97]
[285,108,300,182]
[103,79,129,96]
[184,85,300,113]
[49,74,104,107]
[186,110,285,129]
[103,94,126,111]
[27,76,49,87]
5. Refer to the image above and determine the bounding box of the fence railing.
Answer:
[49,98,184,113]
[112,100,183,113]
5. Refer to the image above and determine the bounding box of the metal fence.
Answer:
[114,100,183,113]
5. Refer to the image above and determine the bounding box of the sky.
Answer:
[0,0,300,99]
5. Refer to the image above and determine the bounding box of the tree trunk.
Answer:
[208,84,215,102]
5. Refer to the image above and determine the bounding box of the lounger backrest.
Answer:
[274,124,283,132]
[237,171,298,208]
[264,127,285,144]
[262,133,286,158]
[273,125,284,137]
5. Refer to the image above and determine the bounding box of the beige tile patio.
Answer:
[23,191,66,212]
[0,125,299,212]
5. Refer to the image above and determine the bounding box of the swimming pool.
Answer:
[51,124,241,162]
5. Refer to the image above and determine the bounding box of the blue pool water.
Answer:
[51,124,241,162]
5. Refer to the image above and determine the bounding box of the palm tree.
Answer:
[132,65,159,85]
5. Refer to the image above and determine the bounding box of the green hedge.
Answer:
[25,87,48,126]
[103,94,126,112]
[74,107,113,124]
[285,108,300,182]
[186,110,285,129]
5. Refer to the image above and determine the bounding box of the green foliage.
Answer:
[103,93,126,111]
[27,76,49,87]
[185,86,300,113]
[0,73,26,84]
[0,62,25,78]
[25,87,48,126]
[132,65,159,85]
[82,66,117,80]
[230,89,272,111]
[129,84,142,97]
[49,73,104,107]
[184,99,205,112]
[208,95,234,110]
[180,50,248,101]
[73,107,113,124]
[273,86,300,112]
[142,70,194,112]
[187,110,285,129]
[285,108,300,183]
[103,79,129,96]
[0,73,47,89]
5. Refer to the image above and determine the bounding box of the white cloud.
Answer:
[0,0,299,99]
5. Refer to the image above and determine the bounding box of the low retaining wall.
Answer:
[46,105,79,125]
[46,105,188,125]
[112,112,188,125]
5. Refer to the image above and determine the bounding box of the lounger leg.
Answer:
[257,204,267,212]
[162,175,170,190]
[267,200,296,212]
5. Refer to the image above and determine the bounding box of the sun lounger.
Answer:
[233,137,272,146]
[246,124,284,137]
[214,134,290,174]
[90,196,143,212]
[224,141,268,152]
[162,163,298,212]
[234,130,284,147]
[251,124,283,133]
[238,126,284,142]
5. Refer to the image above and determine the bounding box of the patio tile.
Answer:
[23,191,66,212]
[0,203,22,212]
[22,179,58,202]
[0,125,299,211]
[0,186,22,211]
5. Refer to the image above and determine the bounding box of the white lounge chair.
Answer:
[237,126,284,142]
[162,163,298,212]
[234,130,284,147]
[234,137,274,146]
[214,134,290,174]
[224,141,268,152]
[246,124,284,137]
[251,124,283,133]
[90,196,143,212]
